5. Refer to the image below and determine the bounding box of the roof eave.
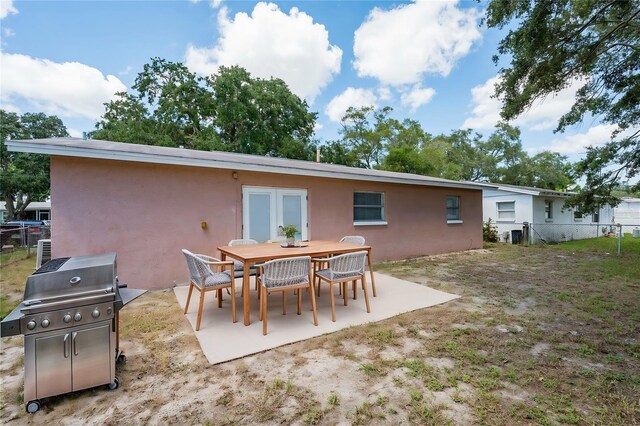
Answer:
[6,140,494,191]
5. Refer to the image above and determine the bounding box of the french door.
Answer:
[242,186,308,242]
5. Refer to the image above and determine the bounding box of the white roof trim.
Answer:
[7,139,496,191]
[490,185,573,197]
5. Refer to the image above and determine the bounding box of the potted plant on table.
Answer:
[279,225,299,247]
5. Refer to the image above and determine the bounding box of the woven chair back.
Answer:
[229,239,259,246]
[262,256,311,288]
[329,250,367,276]
[339,236,366,245]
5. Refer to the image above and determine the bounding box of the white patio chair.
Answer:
[182,249,236,331]
[313,250,370,322]
[257,256,318,335]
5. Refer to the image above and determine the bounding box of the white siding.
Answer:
[483,190,532,241]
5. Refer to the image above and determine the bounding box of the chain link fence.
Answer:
[528,223,640,254]
[490,221,640,254]
[0,225,51,257]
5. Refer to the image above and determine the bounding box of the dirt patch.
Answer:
[1,243,639,425]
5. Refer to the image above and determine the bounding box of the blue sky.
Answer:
[0,0,617,162]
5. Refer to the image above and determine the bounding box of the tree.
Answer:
[94,59,317,160]
[208,66,317,158]
[486,0,640,212]
[339,106,395,168]
[0,110,68,220]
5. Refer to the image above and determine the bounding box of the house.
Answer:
[0,201,51,223]
[483,183,615,244]
[614,197,640,233]
[7,138,493,289]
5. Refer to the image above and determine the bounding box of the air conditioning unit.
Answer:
[36,239,52,269]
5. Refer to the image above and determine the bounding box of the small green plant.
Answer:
[279,224,298,239]
[483,218,499,242]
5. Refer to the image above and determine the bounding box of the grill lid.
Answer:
[23,252,117,302]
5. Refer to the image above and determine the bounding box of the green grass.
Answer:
[550,234,640,254]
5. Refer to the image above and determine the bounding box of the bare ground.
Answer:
[1,243,639,425]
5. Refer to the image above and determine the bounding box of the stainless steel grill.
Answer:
[1,252,145,413]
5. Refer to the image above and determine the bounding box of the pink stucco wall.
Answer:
[51,156,482,289]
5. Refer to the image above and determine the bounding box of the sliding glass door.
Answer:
[242,186,308,242]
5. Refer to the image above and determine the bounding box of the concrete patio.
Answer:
[174,272,459,364]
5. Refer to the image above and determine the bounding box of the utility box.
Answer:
[633,228,640,238]
[511,229,523,244]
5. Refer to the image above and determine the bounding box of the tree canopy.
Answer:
[485,0,639,211]
[322,106,574,190]
[0,110,68,220]
[93,59,317,160]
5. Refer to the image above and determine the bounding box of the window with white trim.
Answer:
[573,208,583,221]
[353,192,385,223]
[544,201,553,220]
[592,211,600,222]
[497,201,515,220]
[446,196,461,221]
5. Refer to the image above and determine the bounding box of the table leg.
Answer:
[243,262,251,325]
[367,249,377,297]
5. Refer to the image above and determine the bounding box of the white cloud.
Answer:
[325,88,377,122]
[190,0,223,8]
[462,75,586,131]
[540,124,618,155]
[0,53,127,119]
[377,87,392,102]
[400,84,436,111]
[185,2,342,103]
[0,0,18,19]
[118,65,133,76]
[353,1,481,86]
[3,27,15,37]
[67,128,84,138]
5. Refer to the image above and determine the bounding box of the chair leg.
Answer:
[317,275,322,297]
[297,287,302,315]
[217,289,223,308]
[263,286,268,335]
[362,275,371,313]
[353,280,357,300]
[282,291,287,315]
[196,288,205,331]
[259,285,264,321]
[230,282,237,323]
[184,283,194,314]
[329,282,336,322]
[309,281,318,326]
[343,282,348,306]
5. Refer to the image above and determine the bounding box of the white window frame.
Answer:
[446,196,462,224]
[544,200,553,222]
[353,191,387,226]
[496,201,516,222]
[573,208,583,222]
[242,186,308,241]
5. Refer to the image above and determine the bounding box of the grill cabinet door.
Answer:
[35,332,72,398]
[72,323,111,391]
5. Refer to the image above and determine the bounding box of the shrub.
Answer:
[483,218,498,242]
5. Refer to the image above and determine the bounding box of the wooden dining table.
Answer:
[218,240,376,325]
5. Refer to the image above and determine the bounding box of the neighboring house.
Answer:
[615,197,640,233]
[483,183,615,244]
[0,201,51,223]
[7,138,493,289]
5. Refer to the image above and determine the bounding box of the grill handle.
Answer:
[63,333,70,358]
[20,293,114,314]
